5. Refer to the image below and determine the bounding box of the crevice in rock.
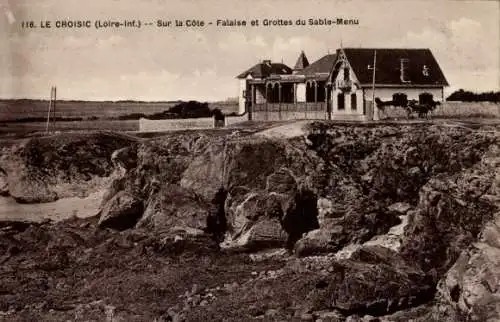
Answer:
[206,187,228,244]
[450,285,460,303]
[283,188,320,249]
[99,203,144,231]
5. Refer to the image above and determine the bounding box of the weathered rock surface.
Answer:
[294,202,400,257]
[221,187,318,251]
[180,141,226,201]
[0,167,8,196]
[400,144,498,276]
[136,184,210,233]
[111,145,138,173]
[98,190,144,230]
[2,122,499,321]
[0,132,137,203]
[433,144,500,321]
[310,246,435,316]
[222,218,288,251]
[266,167,298,194]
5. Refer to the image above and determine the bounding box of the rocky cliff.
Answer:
[0,121,498,321]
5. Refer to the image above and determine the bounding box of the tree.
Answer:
[447,89,500,102]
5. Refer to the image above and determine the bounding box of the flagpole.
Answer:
[53,86,57,132]
[45,86,53,134]
[371,50,378,121]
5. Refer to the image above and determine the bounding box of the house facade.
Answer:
[236,47,449,121]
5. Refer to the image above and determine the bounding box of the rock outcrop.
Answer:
[2,121,499,321]
[0,132,137,203]
[136,184,209,233]
[433,144,500,321]
[98,191,144,230]
[326,246,436,315]
[0,167,8,196]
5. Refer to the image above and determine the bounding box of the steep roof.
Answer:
[297,54,336,76]
[294,51,310,70]
[236,61,292,79]
[342,48,449,86]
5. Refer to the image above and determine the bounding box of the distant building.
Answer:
[236,47,449,121]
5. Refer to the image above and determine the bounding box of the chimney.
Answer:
[400,58,410,83]
[262,59,272,67]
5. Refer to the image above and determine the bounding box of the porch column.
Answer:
[265,83,268,121]
[293,83,297,104]
[278,83,282,120]
[314,81,318,103]
[324,86,328,120]
[250,84,255,120]
[305,82,308,119]
[251,84,255,105]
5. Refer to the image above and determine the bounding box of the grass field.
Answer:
[0,100,239,122]
[0,120,139,138]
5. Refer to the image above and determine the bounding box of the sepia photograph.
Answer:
[0,0,499,321]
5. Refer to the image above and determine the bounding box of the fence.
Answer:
[250,102,328,121]
[382,102,500,119]
[224,113,249,126]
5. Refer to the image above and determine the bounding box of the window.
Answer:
[338,93,345,110]
[242,90,247,99]
[343,67,350,81]
[392,93,408,107]
[351,93,357,110]
[419,93,433,105]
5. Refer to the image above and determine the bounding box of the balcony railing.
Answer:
[252,102,326,112]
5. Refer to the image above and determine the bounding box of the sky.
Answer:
[0,0,499,101]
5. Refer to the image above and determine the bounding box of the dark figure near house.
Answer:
[376,94,441,119]
[407,100,441,119]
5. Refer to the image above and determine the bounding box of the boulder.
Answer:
[437,211,500,321]
[5,132,136,203]
[136,184,209,233]
[0,168,8,196]
[222,191,289,250]
[180,142,226,201]
[222,187,320,251]
[98,190,144,230]
[294,227,344,257]
[9,177,58,203]
[294,202,400,257]
[318,246,435,316]
[221,218,287,251]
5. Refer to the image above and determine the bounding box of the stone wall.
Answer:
[139,117,216,132]
[382,102,500,119]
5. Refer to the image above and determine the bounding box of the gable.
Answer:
[342,48,449,87]
[237,62,292,79]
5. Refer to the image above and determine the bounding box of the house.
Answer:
[236,47,448,121]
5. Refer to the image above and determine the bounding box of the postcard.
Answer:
[0,1,499,321]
